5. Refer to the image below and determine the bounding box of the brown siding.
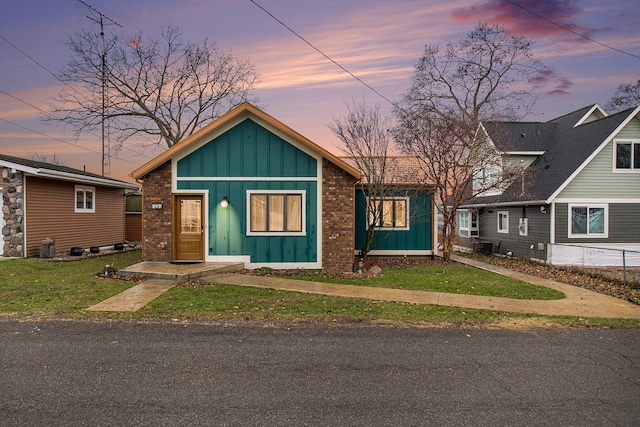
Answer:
[125,213,142,241]
[141,161,173,262]
[322,158,356,272]
[25,176,126,257]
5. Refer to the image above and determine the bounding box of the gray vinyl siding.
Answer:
[559,117,640,199]
[555,203,640,243]
[461,205,551,259]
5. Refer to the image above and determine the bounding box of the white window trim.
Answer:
[568,203,609,238]
[497,211,509,234]
[458,209,479,237]
[458,210,469,237]
[366,197,410,231]
[75,185,95,213]
[246,190,306,236]
[613,139,640,173]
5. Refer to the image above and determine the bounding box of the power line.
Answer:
[249,0,398,108]
[506,0,640,60]
[0,88,152,160]
[0,117,143,166]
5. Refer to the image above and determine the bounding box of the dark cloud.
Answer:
[529,68,574,97]
[451,0,601,41]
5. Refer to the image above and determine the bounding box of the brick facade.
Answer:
[141,161,173,262]
[322,158,356,272]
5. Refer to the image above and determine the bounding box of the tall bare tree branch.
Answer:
[43,25,260,151]
[393,23,543,261]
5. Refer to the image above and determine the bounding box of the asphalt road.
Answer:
[1,320,638,426]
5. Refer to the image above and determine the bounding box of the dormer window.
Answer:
[615,140,640,171]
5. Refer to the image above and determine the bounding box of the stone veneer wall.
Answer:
[141,161,173,262]
[1,167,24,257]
[322,159,356,272]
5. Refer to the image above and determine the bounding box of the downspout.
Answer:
[549,202,555,264]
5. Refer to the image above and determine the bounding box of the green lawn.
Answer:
[0,250,637,328]
[270,263,565,300]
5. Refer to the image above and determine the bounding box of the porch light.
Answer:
[220,197,229,208]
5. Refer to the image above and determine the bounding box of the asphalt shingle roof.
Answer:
[0,153,137,187]
[466,104,638,206]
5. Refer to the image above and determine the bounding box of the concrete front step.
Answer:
[118,262,245,281]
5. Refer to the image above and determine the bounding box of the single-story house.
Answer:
[341,156,436,257]
[131,103,436,272]
[1,154,140,258]
[455,103,640,266]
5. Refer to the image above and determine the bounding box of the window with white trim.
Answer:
[569,204,608,238]
[247,191,305,236]
[367,198,409,230]
[615,140,640,171]
[458,210,479,237]
[75,185,95,213]
[497,211,509,234]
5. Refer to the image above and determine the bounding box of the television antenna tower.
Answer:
[75,0,122,176]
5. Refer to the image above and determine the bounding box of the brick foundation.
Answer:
[141,161,173,261]
[322,159,356,273]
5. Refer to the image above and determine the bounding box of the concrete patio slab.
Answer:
[118,261,244,281]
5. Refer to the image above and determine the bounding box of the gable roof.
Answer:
[464,104,640,206]
[0,154,139,190]
[130,102,363,180]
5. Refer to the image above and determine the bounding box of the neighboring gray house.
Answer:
[456,104,640,266]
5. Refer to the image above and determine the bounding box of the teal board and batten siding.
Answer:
[176,118,319,265]
[354,190,433,254]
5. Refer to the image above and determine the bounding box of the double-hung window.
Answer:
[75,185,95,213]
[569,204,608,238]
[615,140,640,171]
[247,191,305,236]
[368,198,409,230]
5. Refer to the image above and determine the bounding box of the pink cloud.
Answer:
[450,0,601,41]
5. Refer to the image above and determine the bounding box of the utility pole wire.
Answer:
[506,0,640,60]
[249,0,399,108]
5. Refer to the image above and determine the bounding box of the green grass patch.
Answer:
[0,250,637,329]
[271,263,565,300]
[0,250,142,317]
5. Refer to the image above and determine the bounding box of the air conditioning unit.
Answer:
[518,218,528,236]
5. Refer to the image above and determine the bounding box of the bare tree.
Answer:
[393,23,542,261]
[29,153,66,166]
[44,25,259,150]
[327,101,399,260]
[606,79,640,112]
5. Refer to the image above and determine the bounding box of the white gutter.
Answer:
[460,200,548,209]
[30,169,139,190]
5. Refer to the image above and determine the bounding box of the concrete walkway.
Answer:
[88,257,640,319]
[87,279,177,312]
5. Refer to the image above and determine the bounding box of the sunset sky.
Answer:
[1,0,638,182]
